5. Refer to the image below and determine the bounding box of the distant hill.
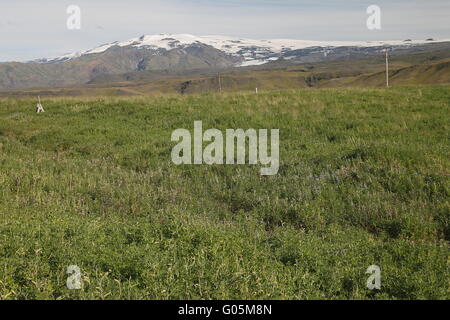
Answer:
[329,58,450,87]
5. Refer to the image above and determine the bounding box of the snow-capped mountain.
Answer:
[2,34,449,90]
[36,34,447,66]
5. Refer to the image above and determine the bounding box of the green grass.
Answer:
[0,85,449,299]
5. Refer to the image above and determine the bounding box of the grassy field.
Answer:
[0,85,449,299]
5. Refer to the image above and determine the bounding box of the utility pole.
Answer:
[385,48,389,88]
[218,72,222,93]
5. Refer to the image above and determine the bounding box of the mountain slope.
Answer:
[36,34,448,66]
[0,43,240,90]
[1,54,449,98]
[318,58,450,88]
[1,34,450,90]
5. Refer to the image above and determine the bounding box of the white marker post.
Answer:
[36,96,45,113]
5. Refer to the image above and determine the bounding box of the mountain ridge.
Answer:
[32,33,450,66]
[1,34,450,90]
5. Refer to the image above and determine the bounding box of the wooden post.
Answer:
[218,72,222,93]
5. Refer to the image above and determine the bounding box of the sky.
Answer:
[0,0,449,62]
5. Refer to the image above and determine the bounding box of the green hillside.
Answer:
[335,58,450,87]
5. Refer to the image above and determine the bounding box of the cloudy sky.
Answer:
[0,0,449,62]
